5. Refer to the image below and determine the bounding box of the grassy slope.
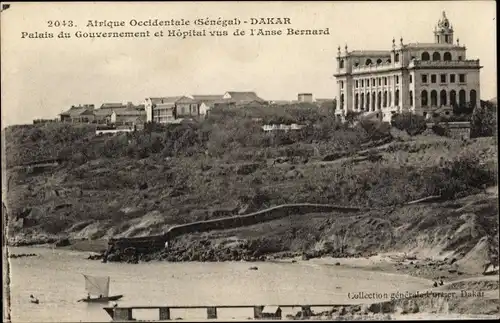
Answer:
[3,113,498,272]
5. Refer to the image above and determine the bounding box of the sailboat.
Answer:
[77,274,123,303]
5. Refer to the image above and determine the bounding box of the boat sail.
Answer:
[78,274,123,303]
[84,274,110,298]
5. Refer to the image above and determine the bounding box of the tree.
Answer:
[452,102,474,115]
[391,112,427,136]
[345,111,362,125]
[471,100,497,138]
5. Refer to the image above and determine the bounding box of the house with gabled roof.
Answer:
[175,96,200,118]
[94,102,144,123]
[59,104,95,123]
[145,96,200,123]
[192,94,225,116]
[222,91,266,105]
[111,108,147,129]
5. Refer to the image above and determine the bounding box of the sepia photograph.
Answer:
[1,1,498,322]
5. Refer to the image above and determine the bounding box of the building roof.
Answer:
[225,91,265,102]
[348,50,391,57]
[148,96,183,105]
[100,103,124,109]
[176,96,198,104]
[60,106,94,117]
[192,95,224,102]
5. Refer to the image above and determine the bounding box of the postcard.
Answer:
[1,1,498,322]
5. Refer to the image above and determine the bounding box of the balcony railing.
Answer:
[408,59,480,68]
[351,62,400,73]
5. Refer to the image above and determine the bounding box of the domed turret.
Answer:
[434,11,454,44]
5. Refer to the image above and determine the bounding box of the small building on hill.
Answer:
[111,108,146,129]
[192,94,225,116]
[59,105,95,123]
[222,91,266,105]
[298,93,313,103]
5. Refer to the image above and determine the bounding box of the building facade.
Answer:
[298,93,313,103]
[334,11,482,122]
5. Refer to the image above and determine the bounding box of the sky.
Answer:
[1,1,497,127]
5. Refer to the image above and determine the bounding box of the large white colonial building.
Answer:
[334,11,482,122]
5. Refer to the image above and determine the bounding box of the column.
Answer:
[207,307,217,319]
[159,308,171,320]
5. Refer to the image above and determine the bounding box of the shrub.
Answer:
[391,112,427,136]
[431,123,451,137]
[358,119,392,141]
[471,101,497,138]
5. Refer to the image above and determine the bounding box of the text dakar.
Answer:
[249,17,291,25]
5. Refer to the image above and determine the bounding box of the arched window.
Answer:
[395,53,400,62]
[430,90,438,106]
[443,52,452,61]
[432,52,441,61]
[354,62,359,67]
[371,92,376,111]
[421,52,430,61]
[395,89,400,106]
[459,89,466,106]
[409,91,413,106]
[377,92,382,109]
[376,58,382,65]
[383,91,388,107]
[450,90,457,106]
[339,59,344,68]
[440,90,447,106]
[469,90,477,108]
[355,93,359,110]
[360,93,365,111]
[340,93,344,109]
[421,90,428,107]
[365,59,372,65]
[366,93,370,110]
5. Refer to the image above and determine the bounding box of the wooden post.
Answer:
[113,308,132,321]
[301,306,312,318]
[159,307,171,320]
[207,307,217,319]
[253,306,264,319]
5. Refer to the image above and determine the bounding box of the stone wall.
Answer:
[108,204,364,254]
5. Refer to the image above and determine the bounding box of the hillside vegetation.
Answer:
[3,104,498,271]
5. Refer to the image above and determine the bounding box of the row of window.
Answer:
[419,73,466,84]
[340,90,401,111]
[339,89,476,110]
[340,51,463,68]
[343,72,467,90]
[352,76,400,89]
[421,89,477,107]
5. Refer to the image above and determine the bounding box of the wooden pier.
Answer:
[103,304,351,321]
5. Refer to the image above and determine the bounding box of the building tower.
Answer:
[434,11,454,44]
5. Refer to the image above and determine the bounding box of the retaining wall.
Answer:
[108,203,364,253]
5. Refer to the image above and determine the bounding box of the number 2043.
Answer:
[47,20,75,27]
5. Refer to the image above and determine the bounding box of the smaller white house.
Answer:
[192,95,225,116]
[261,123,305,132]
